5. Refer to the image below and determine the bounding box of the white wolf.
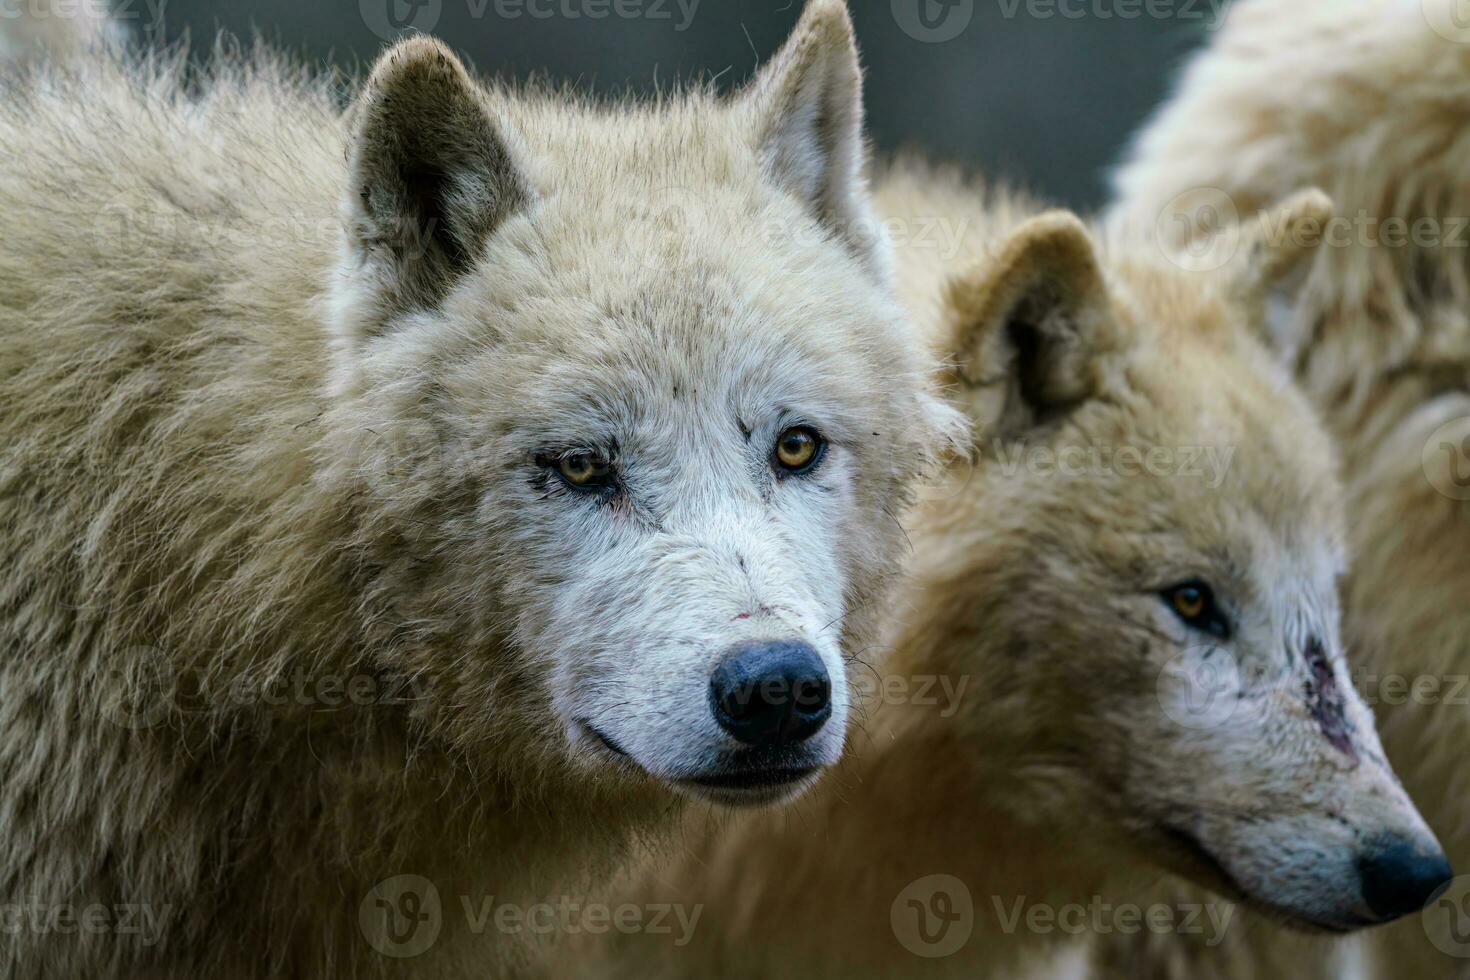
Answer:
[1104,0,1470,977]
[0,2,964,977]
[542,162,1448,979]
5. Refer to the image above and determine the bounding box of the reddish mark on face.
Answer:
[733,613,752,622]
[1304,636,1357,760]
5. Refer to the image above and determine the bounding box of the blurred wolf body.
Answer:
[1106,0,1470,976]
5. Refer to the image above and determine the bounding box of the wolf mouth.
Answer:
[677,768,819,791]
[1157,825,1375,935]
[673,766,822,807]
[583,722,632,758]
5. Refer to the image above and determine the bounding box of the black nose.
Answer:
[709,641,832,747]
[1358,835,1454,923]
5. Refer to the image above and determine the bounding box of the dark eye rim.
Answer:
[535,450,618,494]
[1160,581,1233,641]
[773,426,827,477]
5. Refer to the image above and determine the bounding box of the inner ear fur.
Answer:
[944,211,1118,434]
[341,36,532,338]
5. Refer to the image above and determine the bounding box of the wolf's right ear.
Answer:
[337,37,532,343]
[944,212,1117,437]
[1231,189,1334,360]
[739,0,889,283]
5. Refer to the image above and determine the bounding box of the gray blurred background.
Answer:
[123,0,1233,210]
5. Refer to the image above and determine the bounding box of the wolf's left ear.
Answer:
[945,212,1119,437]
[337,37,533,343]
[1231,189,1334,359]
[740,0,888,283]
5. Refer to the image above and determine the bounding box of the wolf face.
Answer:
[928,195,1448,928]
[326,5,963,807]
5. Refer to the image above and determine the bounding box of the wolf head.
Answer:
[924,192,1449,929]
[324,3,964,807]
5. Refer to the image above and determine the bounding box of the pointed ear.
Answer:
[944,212,1117,436]
[338,37,532,341]
[740,0,888,282]
[1231,189,1334,358]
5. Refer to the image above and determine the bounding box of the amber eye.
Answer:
[1161,582,1232,640]
[1172,587,1206,620]
[549,452,614,491]
[774,427,824,474]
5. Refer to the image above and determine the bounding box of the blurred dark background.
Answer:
[124,0,1232,210]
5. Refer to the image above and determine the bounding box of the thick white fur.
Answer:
[1107,1,1470,976]
[0,2,966,976]
[545,162,1439,978]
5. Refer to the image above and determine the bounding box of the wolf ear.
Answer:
[740,0,888,282]
[1232,189,1334,359]
[338,37,532,341]
[945,212,1116,436]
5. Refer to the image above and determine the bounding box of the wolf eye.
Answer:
[541,451,615,492]
[774,427,825,475]
[1161,582,1232,640]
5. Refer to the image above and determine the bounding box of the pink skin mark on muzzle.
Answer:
[1304,636,1358,760]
